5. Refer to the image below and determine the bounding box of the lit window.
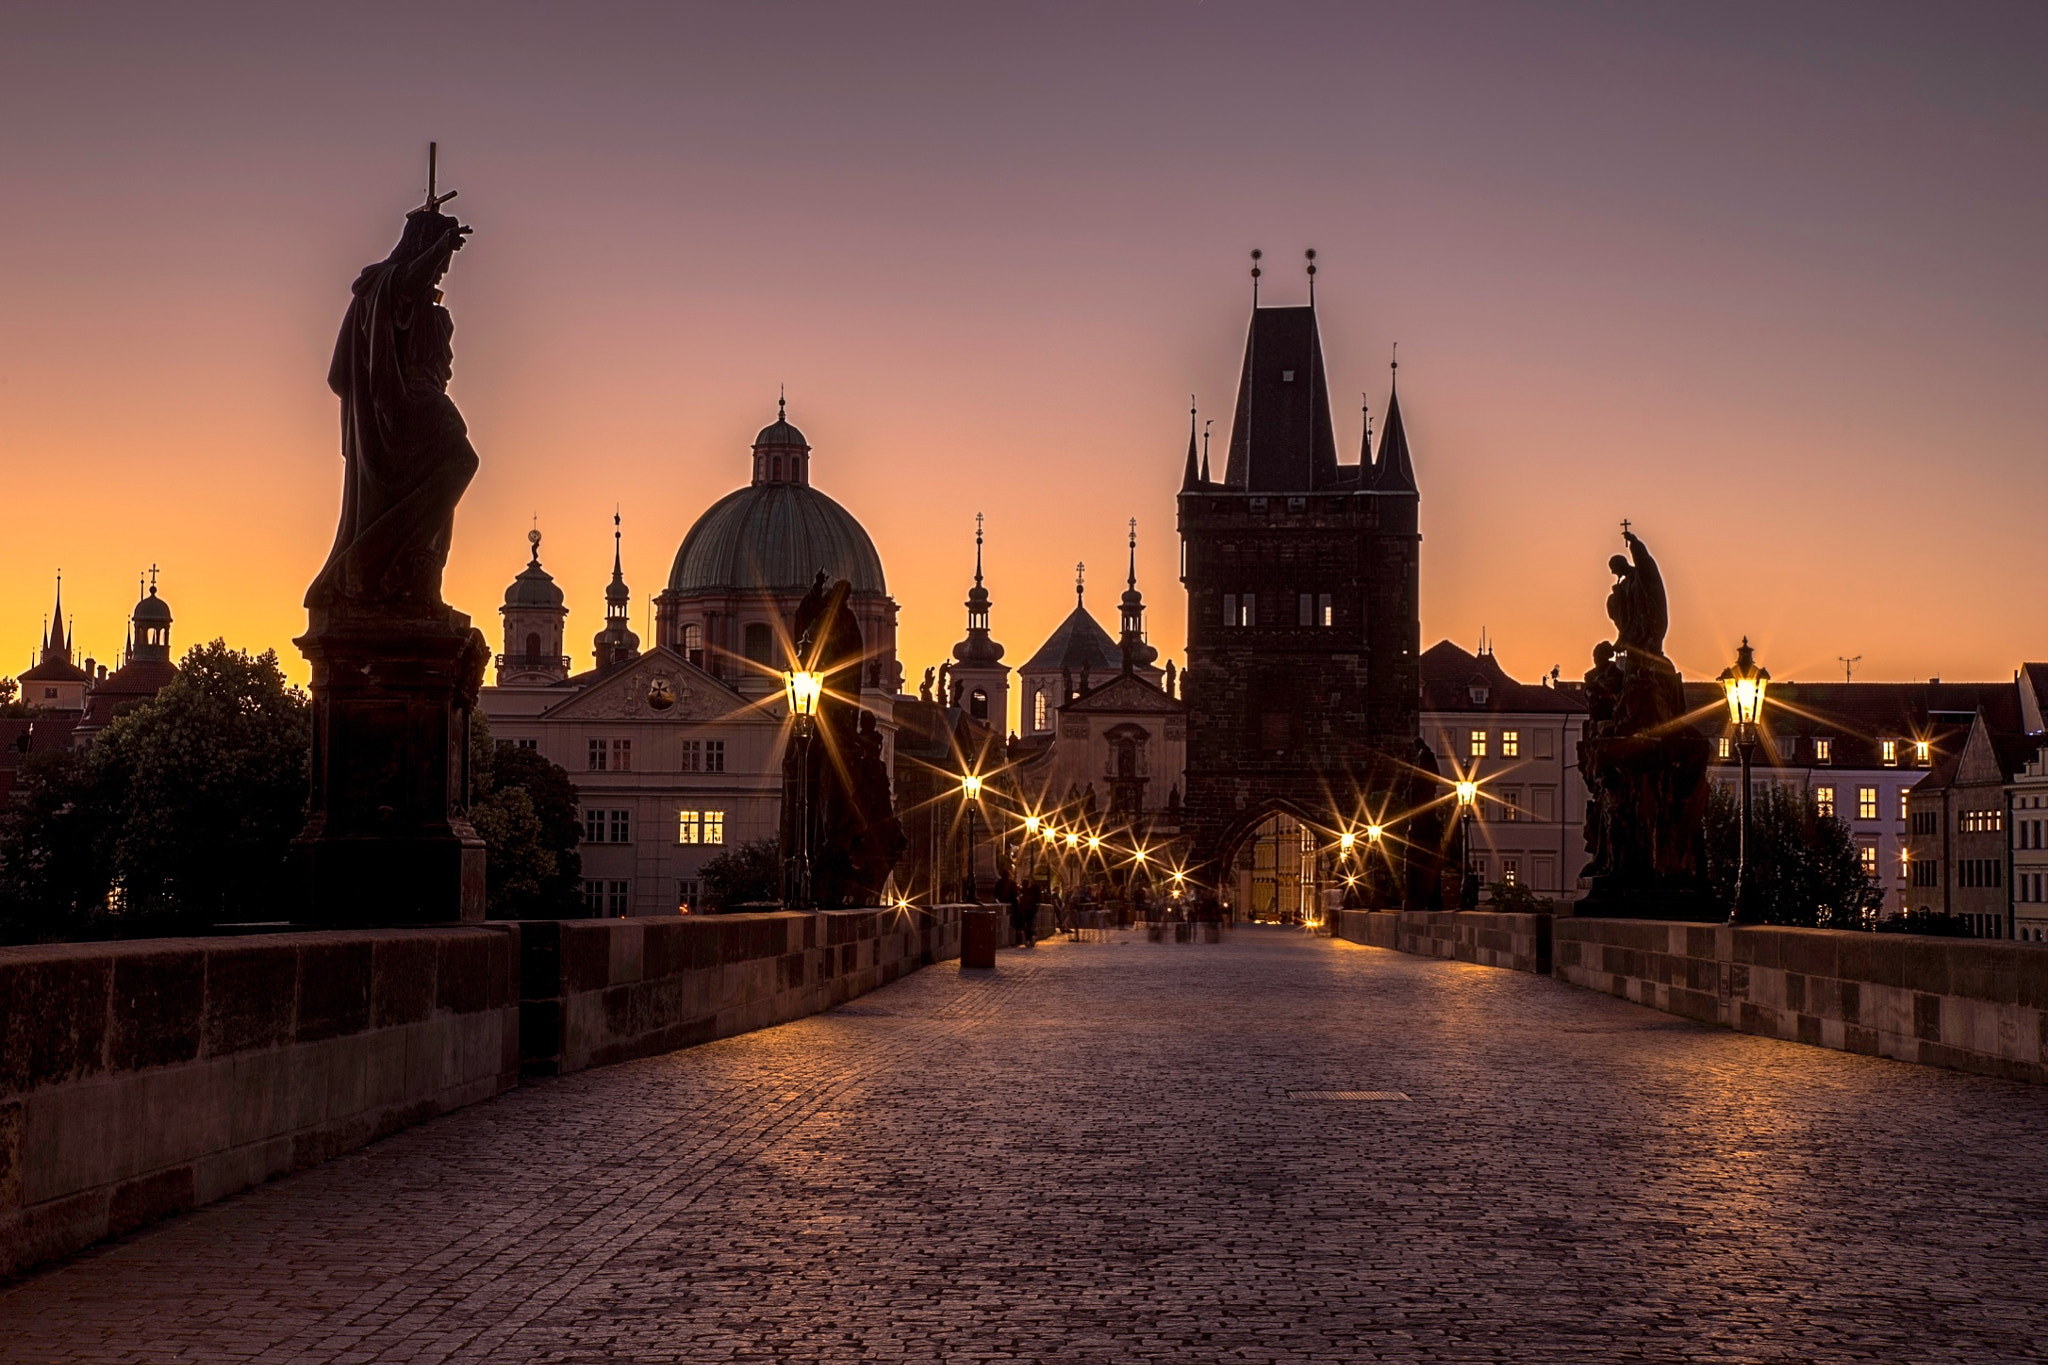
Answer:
[1815,786,1836,818]
[1915,740,1931,765]
[1469,730,1487,759]
[678,810,701,844]
[588,739,607,771]
[1033,689,1049,731]
[1717,736,1731,760]
[1319,593,1332,627]
[1899,790,1909,821]
[1859,845,1877,876]
[704,810,725,845]
[1501,731,1520,758]
[1814,738,1832,763]
[1242,593,1256,626]
[1881,738,1897,766]
[1501,860,1519,885]
[1858,787,1877,821]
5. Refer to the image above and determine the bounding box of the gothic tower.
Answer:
[1176,265,1422,887]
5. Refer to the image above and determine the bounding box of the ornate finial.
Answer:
[1249,248,1262,307]
[974,512,985,587]
[1127,518,1138,590]
[1201,419,1213,480]
[148,563,159,596]
[778,384,786,422]
[1075,561,1086,604]
[1305,247,1317,305]
[1362,391,1373,451]
[1391,341,1399,374]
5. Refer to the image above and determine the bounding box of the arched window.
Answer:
[970,687,989,721]
[743,622,773,664]
[525,632,541,659]
[682,623,703,668]
[1033,689,1049,731]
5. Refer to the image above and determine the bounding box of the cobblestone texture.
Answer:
[6,928,2048,1363]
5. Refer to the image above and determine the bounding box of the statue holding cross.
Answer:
[306,143,478,618]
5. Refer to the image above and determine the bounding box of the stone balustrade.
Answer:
[1336,909,1553,974]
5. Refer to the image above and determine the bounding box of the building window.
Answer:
[1501,787,1522,821]
[583,808,604,843]
[588,739,607,771]
[1881,738,1898,766]
[970,687,989,721]
[1034,689,1049,731]
[525,631,541,657]
[1915,740,1931,766]
[1814,786,1835,818]
[1899,790,1910,821]
[1780,736,1798,759]
[678,809,727,845]
[682,622,704,667]
[584,809,631,843]
[1469,730,1487,759]
[608,809,631,843]
[1858,787,1878,821]
[1299,594,1314,627]
[1859,844,1878,877]
[1717,736,1731,760]
[683,739,725,773]
[705,740,724,773]
[678,879,700,912]
[1814,738,1832,764]
[516,738,538,750]
[743,622,773,664]
[1533,786,1556,821]
[608,880,629,914]
[612,739,631,771]
[1501,731,1520,758]
[1533,729,1555,760]
[582,879,604,913]
[1501,860,1519,885]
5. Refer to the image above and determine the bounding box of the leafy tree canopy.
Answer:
[701,837,782,911]
[1704,783,1880,929]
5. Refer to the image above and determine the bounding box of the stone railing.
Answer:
[0,926,520,1280]
[1336,909,1553,974]
[1554,918,2048,1084]
[518,905,962,1076]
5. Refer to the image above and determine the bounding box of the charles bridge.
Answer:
[5,907,2048,1363]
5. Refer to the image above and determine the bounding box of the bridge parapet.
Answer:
[1337,909,1552,974]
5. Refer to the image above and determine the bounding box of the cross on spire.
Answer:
[974,512,985,588]
[1075,561,1086,604]
[1127,518,1139,590]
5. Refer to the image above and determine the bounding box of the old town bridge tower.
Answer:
[1177,268,1422,892]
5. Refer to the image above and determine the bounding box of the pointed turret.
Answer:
[948,514,1009,727]
[1222,305,1340,492]
[1372,358,1416,493]
[1180,402,1202,491]
[592,513,641,673]
[44,576,68,664]
[1118,519,1158,674]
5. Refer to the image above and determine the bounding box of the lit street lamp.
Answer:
[960,772,984,903]
[1455,780,1479,910]
[783,664,825,911]
[1718,637,1770,924]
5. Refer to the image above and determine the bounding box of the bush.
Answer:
[1876,907,1974,937]
[701,837,782,911]
[1704,783,1880,929]
[1485,880,1555,914]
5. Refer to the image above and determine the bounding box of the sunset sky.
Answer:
[3,2,2043,720]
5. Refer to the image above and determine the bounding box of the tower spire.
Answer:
[1181,398,1201,491]
[1305,247,1317,307]
[1118,518,1157,675]
[1201,419,1212,482]
[1372,346,1417,493]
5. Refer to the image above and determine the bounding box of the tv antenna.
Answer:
[1838,655,1863,682]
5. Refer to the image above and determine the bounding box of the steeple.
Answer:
[948,514,1009,726]
[129,566,173,663]
[951,513,1004,667]
[1372,349,1417,493]
[592,511,641,672]
[1118,519,1158,673]
[1180,400,1201,491]
[42,574,68,665]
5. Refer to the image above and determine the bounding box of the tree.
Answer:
[0,747,113,941]
[467,712,582,918]
[0,675,38,718]
[88,641,310,925]
[701,837,782,910]
[1703,783,1880,929]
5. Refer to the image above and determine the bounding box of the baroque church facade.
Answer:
[478,405,901,915]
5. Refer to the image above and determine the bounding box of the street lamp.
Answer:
[960,772,984,903]
[1455,780,1479,910]
[1718,637,1770,924]
[783,665,825,911]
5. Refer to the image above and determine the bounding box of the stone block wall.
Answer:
[0,927,519,1280]
[518,905,963,1077]
[1555,919,2048,1083]
[1337,909,1552,974]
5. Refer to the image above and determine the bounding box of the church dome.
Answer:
[132,587,172,625]
[668,482,887,597]
[504,531,565,608]
[753,415,809,450]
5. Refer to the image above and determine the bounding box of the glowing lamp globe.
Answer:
[785,668,824,719]
[1718,636,1769,728]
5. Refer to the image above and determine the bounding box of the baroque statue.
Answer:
[1576,526,1712,918]
[292,150,489,924]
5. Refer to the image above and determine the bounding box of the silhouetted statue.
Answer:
[1578,528,1711,918]
[919,666,935,704]
[1164,659,1178,697]
[1405,738,1447,912]
[293,178,488,924]
[309,207,478,618]
[1604,530,1668,658]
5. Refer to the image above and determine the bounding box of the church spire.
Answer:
[43,573,68,663]
[592,510,640,671]
[1373,348,1417,493]
[1180,399,1201,491]
[1118,519,1158,674]
[951,513,1004,667]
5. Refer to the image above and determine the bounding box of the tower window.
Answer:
[683,623,704,668]
[525,632,541,658]
[1033,689,1049,731]
[970,687,989,722]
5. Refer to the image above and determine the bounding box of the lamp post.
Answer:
[1718,637,1770,924]
[1455,780,1479,910]
[960,773,984,903]
[783,665,825,911]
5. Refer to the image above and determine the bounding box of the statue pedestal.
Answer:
[291,611,488,924]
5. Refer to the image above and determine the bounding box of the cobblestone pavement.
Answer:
[8,927,2048,1363]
